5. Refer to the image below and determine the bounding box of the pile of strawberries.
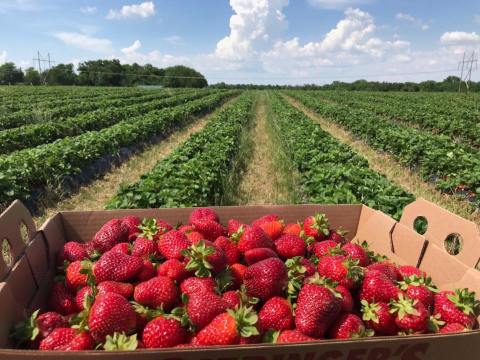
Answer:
[14,209,479,351]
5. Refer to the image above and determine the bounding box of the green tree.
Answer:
[24,67,41,85]
[162,65,207,88]
[77,59,124,86]
[45,63,77,85]
[0,62,24,84]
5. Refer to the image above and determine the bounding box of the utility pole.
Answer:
[458,51,478,93]
[32,51,56,85]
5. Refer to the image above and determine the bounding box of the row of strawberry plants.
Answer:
[313,91,480,147]
[0,89,217,154]
[269,93,414,219]
[287,91,480,205]
[107,92,254,209]
[0,91,237,209]
[0,89,190,130]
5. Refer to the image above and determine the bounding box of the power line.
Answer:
[458,51,478,92]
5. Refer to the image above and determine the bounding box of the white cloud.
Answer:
[107,1,155,20]
[214,0,289,61]
[440,31,480,45]
[121,40,142,55]
[308,0,373,10]
[80,6,97,15]
[164,35,183,45]
[0,50,7,64]
[396,12,430,30]
[54,32,113,53]
[119,40,188,67]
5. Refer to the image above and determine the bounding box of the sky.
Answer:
[0,0,479,84]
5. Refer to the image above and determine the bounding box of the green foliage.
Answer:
[23,67,41,85]
[0,62,24,84]
[45,63,76,85]
[163,65,208,88]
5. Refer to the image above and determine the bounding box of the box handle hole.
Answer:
[444,233,463,255]
[413,216,428,235]
[2,238,13,267]
[19,221,30,244]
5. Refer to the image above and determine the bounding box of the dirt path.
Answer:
[35,98,237,225]
[234,92,295,205]
[284,94,480,226]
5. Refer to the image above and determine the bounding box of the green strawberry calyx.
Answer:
[360,300,380,324]
[306,273,342,299]
[11,309,41,344]
[182,240,215,278]
[390,294,419,320]
[137,218,160,240]
[344,257,364,283]
[447,288,479,316]
[230,225,245,244]
[103,332,138,351]
[285,256,307,301]
[398,275,438,293]
[308,213,330,236]
[229,306,259,338]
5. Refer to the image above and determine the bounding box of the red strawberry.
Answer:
[65,260,89,291]
[244,257,288,301]
[317,256,363,289]
[244,247,278,265]
[178,224,195,234]
[39,328,94,350]
[75,286,93,311]
[214,236,240,265]
[439,323,468,334]
[98,281,134,299]
[183,240,226,276]
[336,285,354,313]
[359,270,399,303]
[186,292,228,329]
[131,237,157,258]
[311,240,343,258]
[188,207,219,224]
[13,310,68,348]
[134,276,179,311]
[136,259,156,282]
[398,265,427,280]
[283,223,302,237]
[56,241,88,266]
[195,307,259,346]
[93,251,143,283]
[88,292,137,342]
[230,263,247,288]
[227,219,245,237]
[192,219,224,241]
[361,300,398,336]
[48,282,76,315]
[252,214,279,228]
[157,230,191,260]
[398,275,436,310]
[342,243,370,267]
[277,329,316,343]
[260,220,284,240]
[303,213,329,241]
[110,242,130,254]
[329,313,370,339]
[91,219,129,253]
[121,215,141,242]
[367,261,401,282]
[328,228,348,244]
[390,295,429,334]
[295,278,341,338]
[258,297,294,332]
[433,289,478,328]
[275,234,306,259]
[237,226,274,253]
[223,290,241,309]
[142,316,187,348]
[186,231,204,244]
[180,277,216,296]
[157,259,189,283]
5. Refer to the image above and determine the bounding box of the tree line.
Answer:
[0,60,208,88]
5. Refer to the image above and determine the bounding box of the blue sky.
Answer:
[0,0,479,84]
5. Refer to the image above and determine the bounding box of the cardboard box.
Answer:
[0,199,479,359]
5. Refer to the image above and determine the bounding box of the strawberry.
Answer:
[91,219,129,253]
[121,215,141,242]
[390,295,429,334]
[98,281,134,299]
[237,226,274,253]
[361,300,398,336]
[252,214,279,228]
[157,230,191,260]
[367,261,401,282]
[295,277,342,338]
[244,257,288,301]
[260,220,284,240]
[134,276,179,311]
[188,207,219,224]
[131,237,157,258]
[75,286,93,311]
[195,307,259,346]
[142,316,187,348]
[110,242,130,254]
[359,270,400,303]
[283,223,302,237]
[230,263,247,288]
[186,231,204,244]
[328,228,348,244]
[180,277,216,296]
[303,213,329,242]
[317,256,363,289]
[244,247,278,265]
[158,259,189,283]
[65,260,89,291]
[398,265,427,280]
[192,219,224,241]
[48,282,77,315]
[439,323,468,334]
[137,218,172,242]
[39,328,94,350]
[214,236,240,265]
[56,241,88,266]
[183,240,226,276]
[227,219,245,237]
[311,240,343,258]
[88,292,137,342]
[93,251,143,283]
[342,243,370,267]
[336,285,354,313]
[398,275,436,310]
[276,329,316,343]
[329,313,371,339]
[186,292,228,329]
[136,259,156,282]
[258,297,294,332]
[433,289,479,328]
[275,234,306,259]
[12,310,67,348]
[223,290,241,309]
